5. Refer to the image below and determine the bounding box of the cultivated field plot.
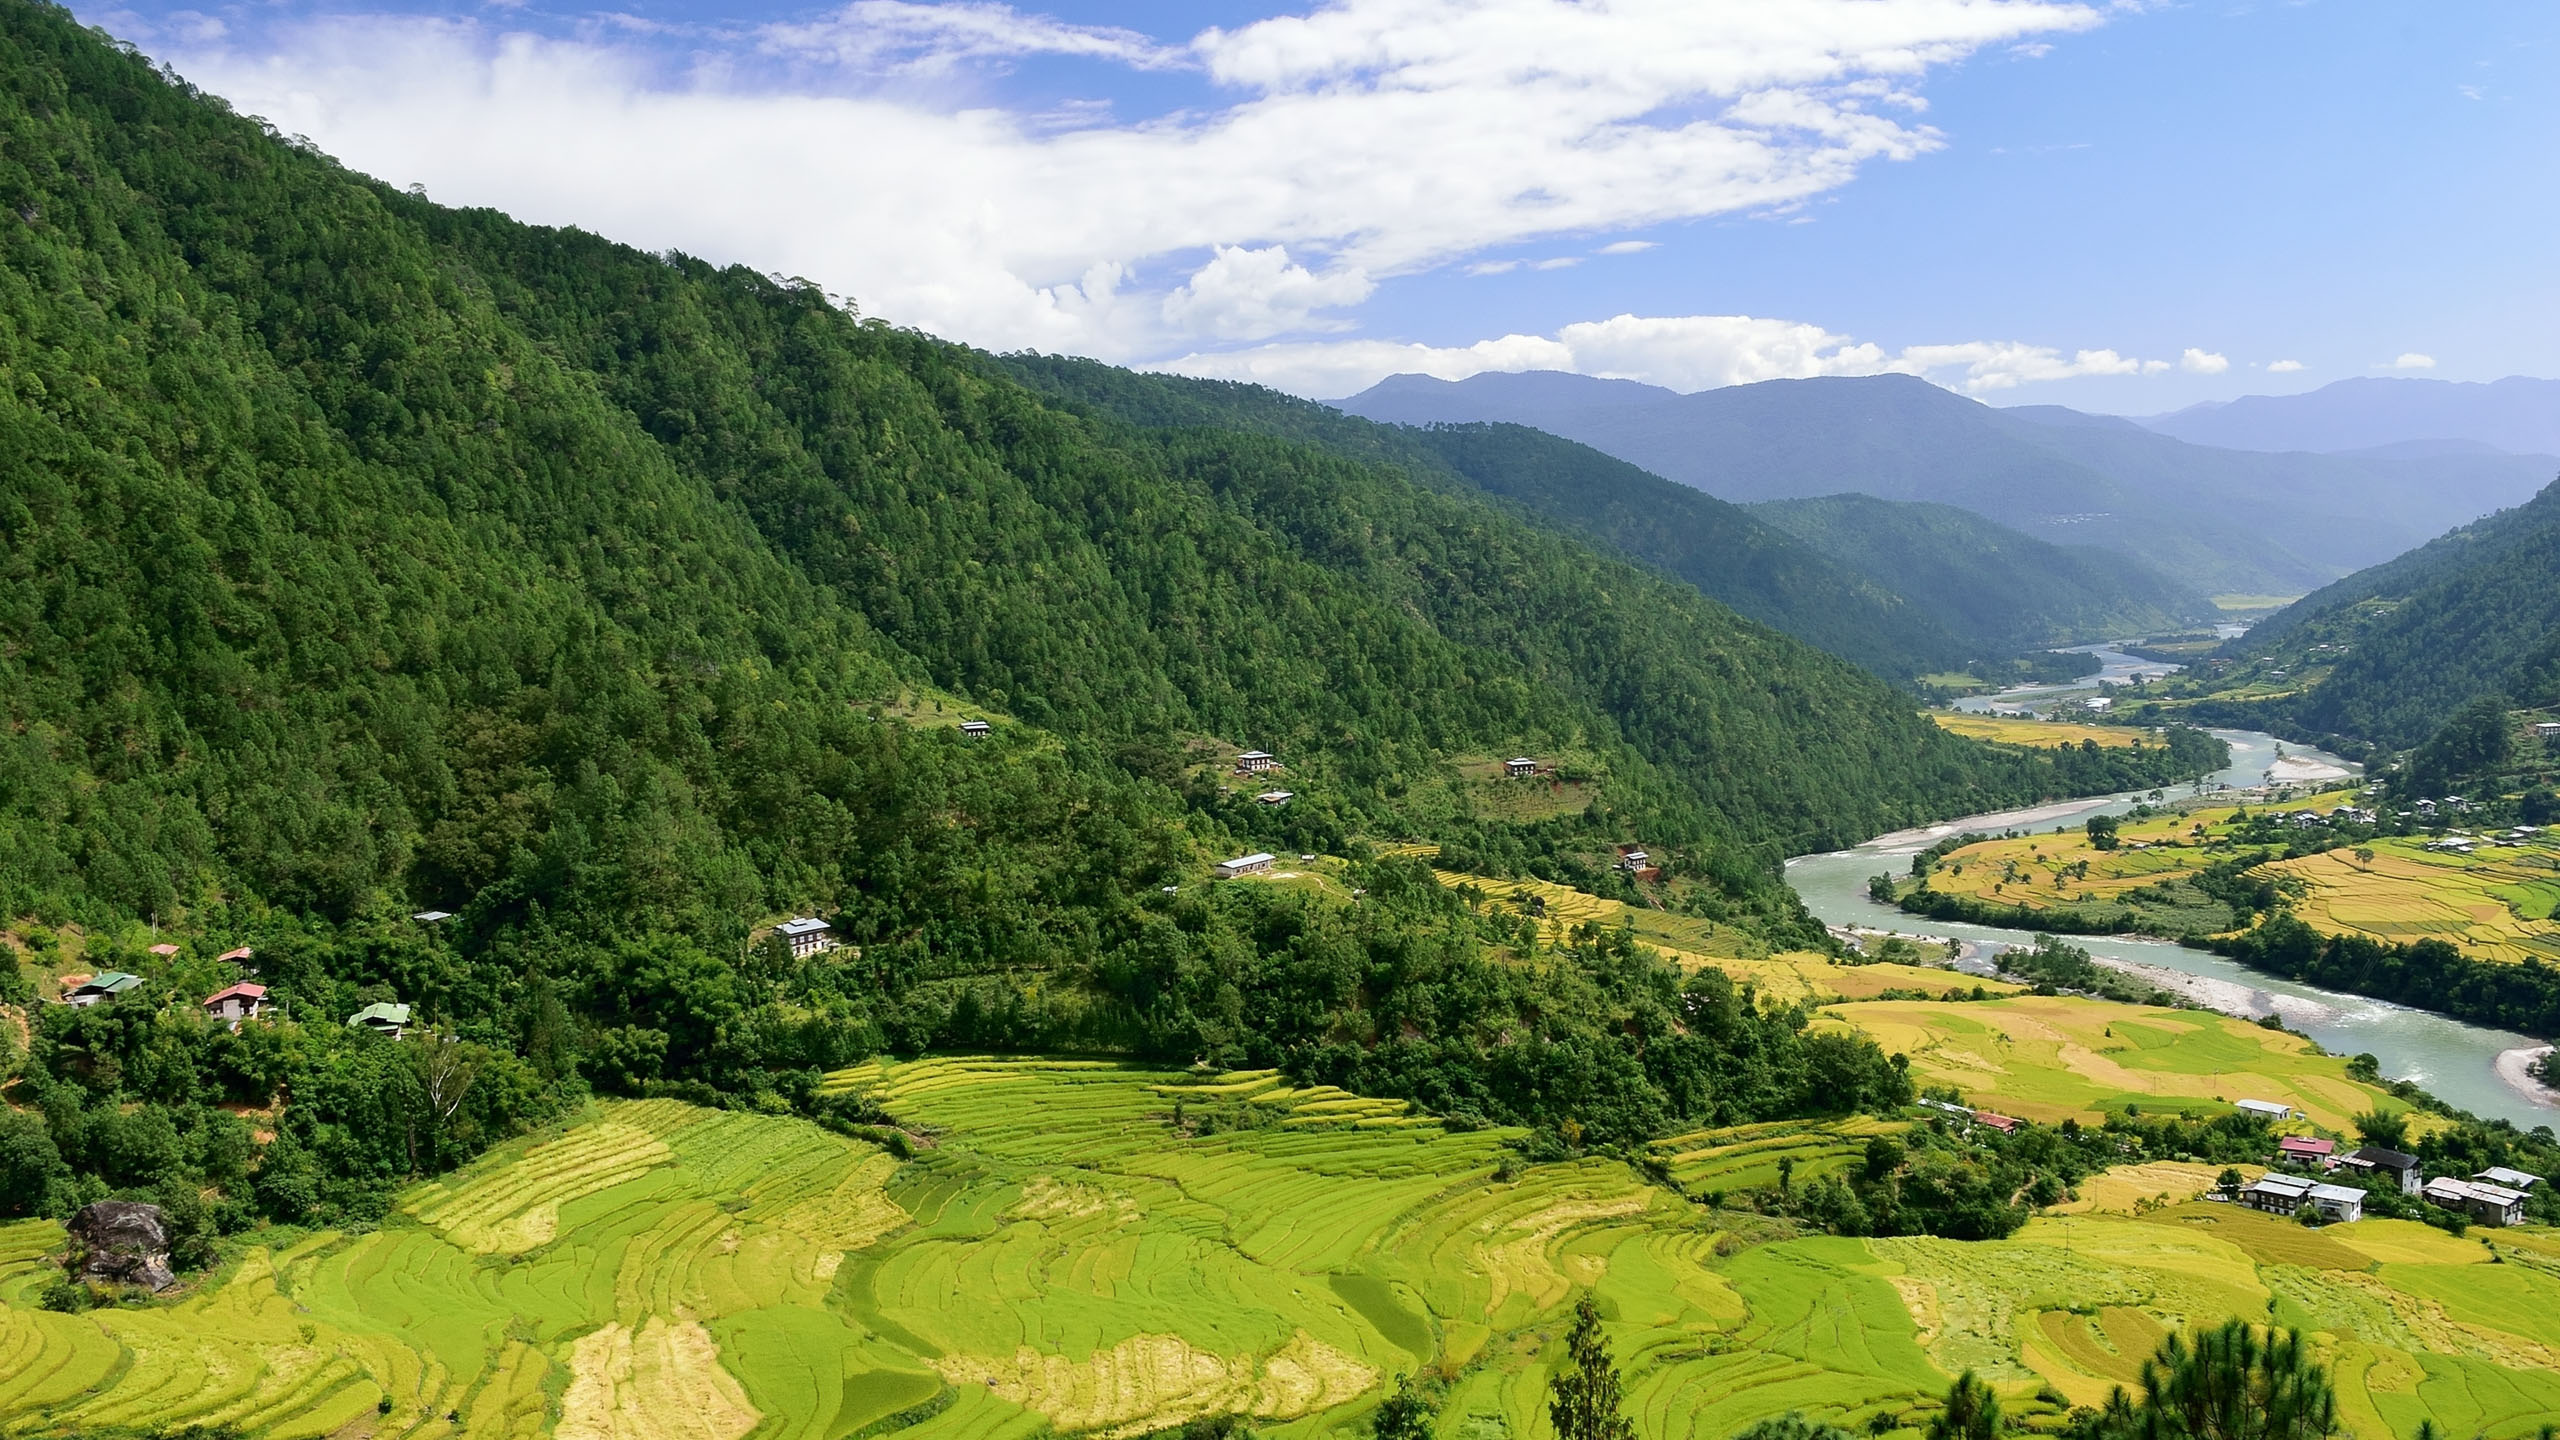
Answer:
[1927,714,2155,750]
[1649,1116,1909,1193]
[3,1060,2548,1440]
[2264,838,2560,963]
[1418,861,1774,961]
[1703,956,2023,1008]
[1909,792,2363,926]
[1815,994,2404,1130]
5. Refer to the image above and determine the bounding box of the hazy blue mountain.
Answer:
[1337,370,2555,598]
[2141,376,2560,456]
[1748,494,2217,653]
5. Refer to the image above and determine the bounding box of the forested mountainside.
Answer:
[998,357,1974,678]
[1342,370,2556,598]
[2206,479,2560,749]
[1748,494,2214,653]
[0,0,2210,1223]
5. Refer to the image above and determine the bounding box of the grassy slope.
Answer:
[5,1057,2545,1440]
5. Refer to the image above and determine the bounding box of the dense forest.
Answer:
[2196,478,2560,749]
[0,0,2234,1235]
[1748,494,2214,655]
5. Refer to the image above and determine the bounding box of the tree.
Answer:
[1549,1295,1636,1440]
[2215,1169,2244,1202]
[2102,1321,2338,1440]
[1928,1371,2002,1440]
[2354,1110,2409,1150]
[2086,814,2122,852]
[1372,1375,1437,1440]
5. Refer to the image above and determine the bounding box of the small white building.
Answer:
[412,910,455,923]
[1235,750,1278,774]
[1254,790,1294,806]
[960,719,991,739]
[2242,1174,2362,1223]
[1216,852,1277,879]
[2475,1166,2542,1192]
[1614,846,1650,871]
[1505,757,1538,778]
[2235,1099,2294,1121]
[2305,1183,2366,1223]
[776,917,837,958]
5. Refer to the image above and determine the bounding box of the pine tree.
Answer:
[1927,1371,2002,1440]
[1549,1295,1636,1440]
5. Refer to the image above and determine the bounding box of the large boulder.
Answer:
[66,1200,177,1291]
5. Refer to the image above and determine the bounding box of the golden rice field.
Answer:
[1816,993,2407,1131]
[2264,838,2560,963]
[1,1059,2551,1439]
[1393,852,1775,961]
[1701,955,2025,1008]
[1926,714,2154,750]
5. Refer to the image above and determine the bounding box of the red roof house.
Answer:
[2277,1136,2336,1165]
[1972,1112,2023,1134]
[148,943,180,957]
[202,982,268,1027]
[216,946,254,963]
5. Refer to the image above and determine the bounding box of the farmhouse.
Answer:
[2235,1098,2293,1121]
[2339,1145,2422,1194]
[202,983,267,1028]
[348,1002,412,1039]
[776,917,836,959]
[1217,853,1277,878]
[64,972,142,1007]
[2423,1177,2526,1227]
[412,910,454,923]
[1970,1112,2022,1135]
[148,943,179,958]
[2539,722,2560,738]
[1254,790,1294,806]
[216,946,254,963]
[2276,1136,2335,1167]
[960,719,991,739]
[1235,750,1278,774]
[2476,1166,2542,1191]
[1614,846,1651,871]
[2242,1174,2364,1223]
[1505,757,1539,777]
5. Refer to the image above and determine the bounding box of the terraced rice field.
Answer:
[1704,957,2024,1007]
[1648,1117,1909,1194]
[1393,849,1774,961]
[1816,994,2406,1130]
[4,1061,2550,1440]
[2265,838,2560,963]
[1927,715,2155,750]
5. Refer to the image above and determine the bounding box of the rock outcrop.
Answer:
[66,1200,177,1291]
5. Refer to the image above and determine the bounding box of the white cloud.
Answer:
[1161,311,2193,398]
[762,2,1182,75]
[2388,352,2438,370]
[2266,359,2304,373]
[1160,245,1373,340]
[155,0,2106,360]
[1596,240,1659,255]
[2178,348,2229,374]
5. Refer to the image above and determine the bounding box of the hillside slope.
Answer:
[1341,370,2554,597]
[1748,494,2215,652]
[0,0,2212,1170]
[2211,479,2560,748]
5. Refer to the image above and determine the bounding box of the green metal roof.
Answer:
[347,1001,413,1028]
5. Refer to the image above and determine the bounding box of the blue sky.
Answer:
[82,0,2559,409]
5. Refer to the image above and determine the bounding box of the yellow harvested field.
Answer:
[1704,955,2024,1006]
[2264,837,2560,963]
[1816,993,2404,1129]
[1912,791,2363,917]
[2051,1162,2258,1216]
[1928,713,2154,750]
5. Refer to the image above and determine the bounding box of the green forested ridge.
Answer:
[999,355,1975,679]
[2174,478,2560,749]
[1747,494,2216,655]
[0,0,2183,1227]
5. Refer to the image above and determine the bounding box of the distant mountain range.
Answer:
[2139,376,2560,456]
[1338,371,2558,599]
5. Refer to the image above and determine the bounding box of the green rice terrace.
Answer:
[6,1059,2559,1440]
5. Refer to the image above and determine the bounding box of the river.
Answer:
[1785,645,2560,1131]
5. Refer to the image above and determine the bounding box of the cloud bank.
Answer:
[145,0,2117,380]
